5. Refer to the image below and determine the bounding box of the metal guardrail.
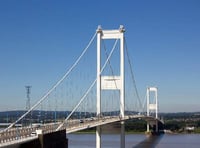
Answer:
[0,123,60,146]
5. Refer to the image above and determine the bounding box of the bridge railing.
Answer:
[0,122,61,144]
[0,127,36,144]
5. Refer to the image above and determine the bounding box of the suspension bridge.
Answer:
[0,26,163,148]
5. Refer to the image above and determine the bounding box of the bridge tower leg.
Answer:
[96,25,125,148]
[96,26,102,148]
[119,26,125,148]
[147,87,158,133]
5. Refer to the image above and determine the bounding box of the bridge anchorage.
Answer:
[0,25,163,148]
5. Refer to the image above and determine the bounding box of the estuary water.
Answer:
[67,133,200,148]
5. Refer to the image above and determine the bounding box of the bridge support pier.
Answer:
[121,121,125,148]
[38,129,68,148]
[146,120,159,134]
[156,120,158,132]
[147,122,150,133]
[96,126,101,148]
[10,129,68,148]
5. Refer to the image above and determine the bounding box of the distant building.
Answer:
[185,125,195,131]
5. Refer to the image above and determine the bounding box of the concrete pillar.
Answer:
[38,130,68,148]
[156,120,158,132]
[17,130,68,148]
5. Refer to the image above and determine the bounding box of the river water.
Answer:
[67,133,200,148]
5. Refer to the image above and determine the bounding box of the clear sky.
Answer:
[0,0,199,112]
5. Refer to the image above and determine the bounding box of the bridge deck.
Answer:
[0,115,162,147]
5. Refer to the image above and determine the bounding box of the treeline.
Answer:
[125,119,146,132]
[1,111,200,133]
[164,119,200,133]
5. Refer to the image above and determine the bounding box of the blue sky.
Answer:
[0,0,199,112]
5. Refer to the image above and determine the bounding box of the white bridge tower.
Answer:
[96,25,125,148]
[146,87,158,133]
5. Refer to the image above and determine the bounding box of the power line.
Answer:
[25,86,31,110]
[25,86,32,126]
